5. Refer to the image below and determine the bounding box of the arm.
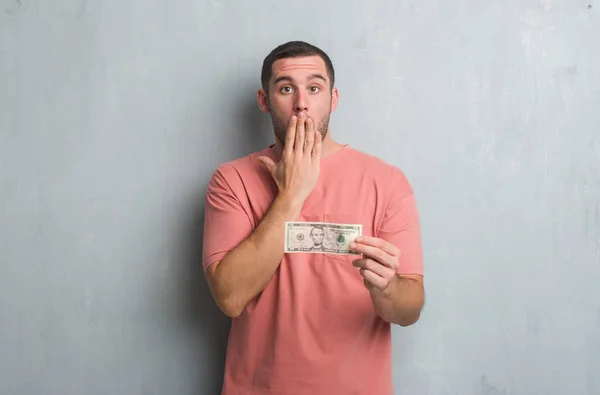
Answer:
[206,194,302,318]
[369,272,424,326]
[203,114,321,318]
[351,236,424,326]
[350,170,425,326]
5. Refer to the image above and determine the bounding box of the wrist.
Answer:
[276,192,305,213]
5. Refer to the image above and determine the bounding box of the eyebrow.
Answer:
[273,73,328,85]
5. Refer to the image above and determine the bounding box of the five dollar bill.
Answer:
[284,221,362,255]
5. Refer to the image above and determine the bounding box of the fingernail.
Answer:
[356,237,362,242]
[350,242,356,249]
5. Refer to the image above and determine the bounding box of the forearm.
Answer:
[370,275,424,326]
[209,193,302,317]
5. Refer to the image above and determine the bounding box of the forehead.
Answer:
[271,55,328,82]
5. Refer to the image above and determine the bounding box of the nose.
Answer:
[294,91,308,113]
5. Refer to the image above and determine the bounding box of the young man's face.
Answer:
[260,55,338,145]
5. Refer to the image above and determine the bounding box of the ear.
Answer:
[257,89,269,113]
[330,87,339,112]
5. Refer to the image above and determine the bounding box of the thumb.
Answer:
[257,156,276,173]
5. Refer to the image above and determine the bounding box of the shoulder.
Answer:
[208,147,271,187]
[345,147,413,193]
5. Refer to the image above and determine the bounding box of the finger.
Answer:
[311,128,322,159]
[354,258,395,278]
[351,243,397,270]
[352,258,365,268]
[294,115,306,154]
[354,236,400,257]
[304,118,315,156]
[257,156,275,173]
[284,116,297,157]
[360,269,387,290]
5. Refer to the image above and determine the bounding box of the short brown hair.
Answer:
[261,41,335,93]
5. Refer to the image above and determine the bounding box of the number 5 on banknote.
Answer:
[284,221,362,255]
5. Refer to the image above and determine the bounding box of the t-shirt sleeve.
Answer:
[202,164,253,273]
[377,167,424,276]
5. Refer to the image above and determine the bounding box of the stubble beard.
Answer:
[270,107,331,147]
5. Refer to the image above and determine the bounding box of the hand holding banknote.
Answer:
[349,236,400,293]
[284,222,401,293]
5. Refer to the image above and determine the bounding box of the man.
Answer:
[202,41,424,395]
[309,225,326,251]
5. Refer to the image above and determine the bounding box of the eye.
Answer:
[310,86,320,93]
[280,86,293,94]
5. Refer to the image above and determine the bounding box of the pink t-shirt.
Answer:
[202,144,423,395]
